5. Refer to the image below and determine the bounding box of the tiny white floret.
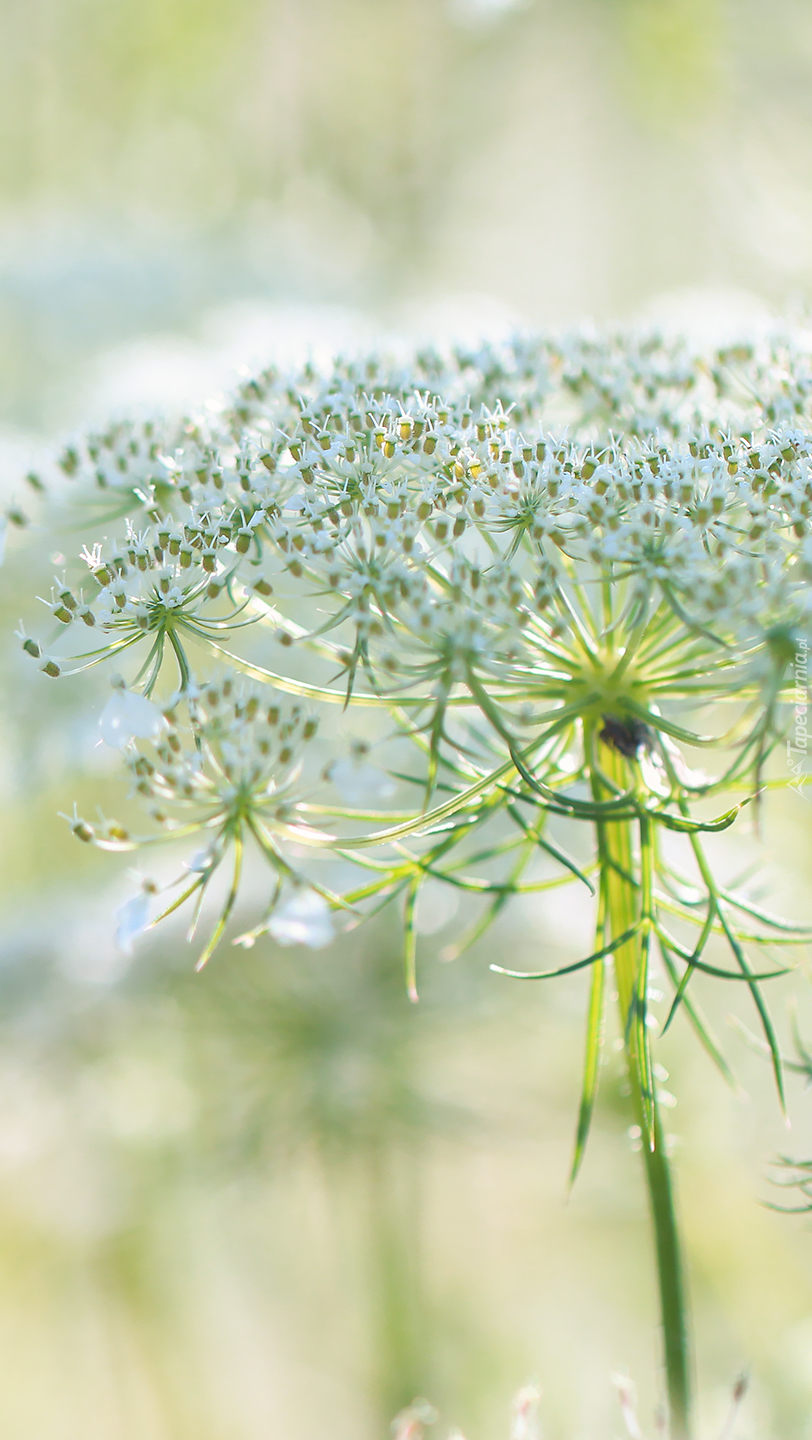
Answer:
[100,685,165,748]
[267,889,335,949]
[115,883,155,954]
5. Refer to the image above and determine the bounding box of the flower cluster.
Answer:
[72,679,330,967]
[23,327,811,1144]
[28,336,812,690]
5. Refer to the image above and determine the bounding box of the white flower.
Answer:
[115,883,155,954]
[510,1386,541,1440]
[267,889,335,949]
[99,687,165,748]
[186,848,216,873]
[392,1400,438,1440]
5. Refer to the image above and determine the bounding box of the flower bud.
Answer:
[59,447,79,476]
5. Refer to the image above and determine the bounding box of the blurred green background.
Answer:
[4,1,812,1437]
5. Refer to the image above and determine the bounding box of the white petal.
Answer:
[100,690,165,747]
[186,849,215,873]
[267,890,335,949]
[115,891,152,955]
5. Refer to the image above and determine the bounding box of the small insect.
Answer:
[599,714,654,758]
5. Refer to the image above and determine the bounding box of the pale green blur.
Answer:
[1,0,812,427]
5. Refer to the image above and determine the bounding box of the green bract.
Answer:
[26,329,812,1438]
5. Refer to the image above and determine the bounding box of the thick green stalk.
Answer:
[594,738,694,1440]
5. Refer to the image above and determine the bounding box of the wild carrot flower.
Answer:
[25,328,812,1439]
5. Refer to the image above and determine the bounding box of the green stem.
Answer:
[594,738,693,1440]
[364,1141,426,1428]
[641,1111,692,1440]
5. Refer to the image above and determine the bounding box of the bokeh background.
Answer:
[3,1,812,1437]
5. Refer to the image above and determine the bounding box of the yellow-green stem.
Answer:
[595,739,693,1440]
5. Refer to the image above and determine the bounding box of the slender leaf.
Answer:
[491,924,641,980]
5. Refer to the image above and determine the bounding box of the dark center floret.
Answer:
[599,715,654,758]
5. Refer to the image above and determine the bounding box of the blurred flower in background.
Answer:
[0,0,811,436]
[3,2,812,1438]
